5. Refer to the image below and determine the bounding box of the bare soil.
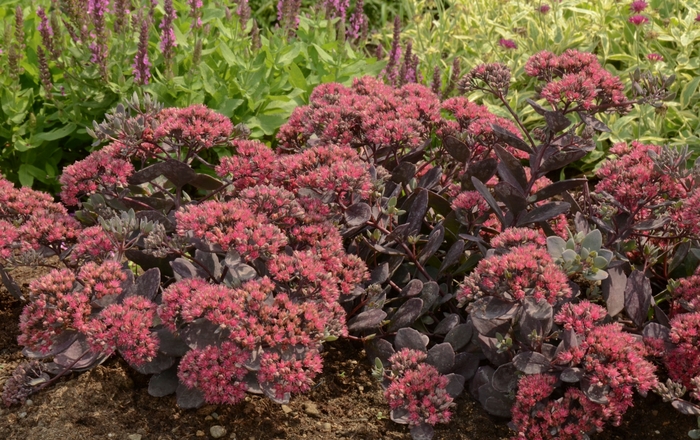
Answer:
[0,266,695,440]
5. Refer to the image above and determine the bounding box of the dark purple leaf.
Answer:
[190,173,224,190]
[54,335,107,371]
[574,212,590,235]
[130,352,176,375]
[454,353,480,381]
[129,268,161,300]
[670,241,691,272]
[388,298,424,332]
[170,258,208,281]
[243,371,263,394]
[417,166,443,190]
[481,388,513,418]
[347,309,387,332]
[672,400,700,415]
[419,282,440,315]
[470,366,495,399]
[461,158,499,191]
[148,366,179,397]
[176,383,205,409]
[125,249,175,276]
[434,314,460,335]
[478,334,510,366]
[426,343,455,374]
[405,189,430,234]
[181,318,229,350]
[400,279,423,297]
[526,98,547,115]
[155,327,189,357]
[0,264,22,300]
[655,305,670,328]
[643,322,671,341]
[385,223,411,243]
[345,202,372,227]
[23,330,79,359]
[581,377,609,404]
[410,423,435,440]
[491,124,533,154]
[445,373,465,398]
[516,201,570,226]
[624,270,652,328]
[577,111,611,132]
[439,240,465,274]
[445,323,473,351]
[418,223,445,264]
[428,191,453,217]
[538,147,590,174]
[129,159,197,187]
[519,298,553,343]
[443,135,471,162]
[370,263,390,285]
[390,407,410,424]
[390,162,417,184]
[494,145,528,191]
[544,110,571,132]
[602,261,627,317]
[492,362,519,393]
[633,217,669,231]
[494,181,528,217]
[194,250,222,280]
[513,351,551,374]
[365,338,396,367]
[394,327,429,353]
[529,179,586,204]
[471,177,505,227]
[560,367,584,383]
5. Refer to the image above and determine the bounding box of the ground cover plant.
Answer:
[375,0,700,174]
[3,1,700,440]
[0,0,381,192]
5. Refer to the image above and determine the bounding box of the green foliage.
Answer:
[0,0,382,192]
[376,0,700,172]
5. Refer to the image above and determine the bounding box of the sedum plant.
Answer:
[271,45,687,439]
[1,96,370,408]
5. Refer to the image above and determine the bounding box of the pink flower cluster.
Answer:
[668,266,700,317]
[457,243,572,307]
[276,77,441,160]
[664,312,700,388]
[154,104,233,150]
[525,49,627,113]
[595,141,689,222]
[84,295,159,366]
[0,175,80,257]
[490,227,546,249]
[59,144,134,206]
[441,97,527,159]
[258,350,323,400]
[178,342,249,404]
[384,349,454,426]
[513,301,658,439]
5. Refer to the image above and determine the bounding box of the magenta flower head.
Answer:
[538,4,551,14]
[630,0,648,13]
[629,14,649,26]
[646,53,663,63]
[498,38,517,49]
[696,13,700,22]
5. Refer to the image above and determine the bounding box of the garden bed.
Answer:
[0,274,694,440]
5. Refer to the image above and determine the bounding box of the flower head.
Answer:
[499,38,517,50]
[629,15,649,26]
[537,4,551,14]
[629,1,648,13]
[646,53,663,63]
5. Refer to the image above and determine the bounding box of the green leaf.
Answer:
[33,123,77,142]
[219,42,237,67]
[312,44,334,63]
[217,98,244,117]
[276,44,301,67]
[287,63,308,92]
[681,76,700,110]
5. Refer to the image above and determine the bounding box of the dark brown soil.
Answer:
[0,267,695,440]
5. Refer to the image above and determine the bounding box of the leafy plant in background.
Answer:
[374,0,700,175]
[0,0,382,192]
[0,96,371,409]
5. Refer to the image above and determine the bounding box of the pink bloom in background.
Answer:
[629,0,648,13]
[646,53,663,63]
[629,14,649,26]
[538,4,550,14]
[159,0,177,63]
[499,38,517,49]
[132,16,151,84]
[696,13,700,22]
[187,0,203,29]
